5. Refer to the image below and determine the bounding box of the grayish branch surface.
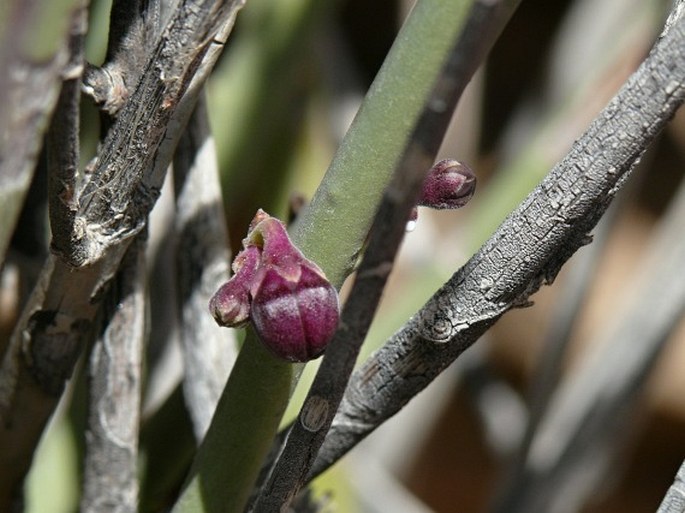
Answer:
[0,0,244,507]
[309,0,685,479]
[81,0,160,116]
[658,460,685,513]
[81,236,146,513]
[47,2,87,260]
[493,170,685,513]
[66,0,244,267]
[252,1,521,510]
[0,0,81,267]
[173,94,236,440]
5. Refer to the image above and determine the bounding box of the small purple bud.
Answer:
[210,209,340,362]
[250,265,339,362]
[209,245,261,328]
[418,159,476,210]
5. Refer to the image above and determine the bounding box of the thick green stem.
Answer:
[172,334,296,513]
[291,0,475,284]
[173,1,476,512]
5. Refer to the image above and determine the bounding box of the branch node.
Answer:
[82,63,129,114]
[300,396,329,433]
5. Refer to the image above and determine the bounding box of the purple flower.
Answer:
[210,210,339,362]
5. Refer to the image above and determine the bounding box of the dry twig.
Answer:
[0,0,244,507]
[81,236,146,513]
[252,1,522,509]
[308,0,685,481]
[173,95,237,440]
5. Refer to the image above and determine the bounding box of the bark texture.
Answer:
[0,0,245,508]
[309,0,685,480]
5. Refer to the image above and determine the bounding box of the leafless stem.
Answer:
[251,1,521,510]
[307,0,685,481]
[0,0,79,267]
[657,460,685,513]
[81,235,146,513]
[82,0,160,116]
[66,0,245,268]
[0,1,245,507]
[491,162,685,513]
[495,200,618,468]
[47,1,87,258]
[173,93,237,440]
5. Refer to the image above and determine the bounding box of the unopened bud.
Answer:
[209,245,261,328]
[209,210,339,362]
[418,159,476,210]
[251,265,339,362]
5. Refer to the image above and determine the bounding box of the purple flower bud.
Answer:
[209,245,261,328]
[209,210,340,362]
[250,265,339,362]
[245,213,303,278]
[418,159,476,210]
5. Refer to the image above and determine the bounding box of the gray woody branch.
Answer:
[309,0,685,480]
[0,0,83,267]
[47,1,88,250]
[658,460,685,513]
[252,0,521,510]
[81,235,146,513]
[82,0,160,116]
[0,0,244,508]
[493,158,685,513]
[61,0,243,266]
[173,94,237,440]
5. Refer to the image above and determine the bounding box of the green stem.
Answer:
[173,1,476,512]
[291,0,475,283]
[172,334,296,513]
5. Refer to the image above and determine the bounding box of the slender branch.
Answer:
[81,235,146,513]
[657,460,685,513]
[173,93,237,440]
[47,1,87,259]
[0,1,244,507]
[0,0,82,268]
[104,0,160,67]
[308,0,685,480]
[82,0,160,116]
[491,162,685,513]
[172,2,506,512]
[64,0,245,268]
[495,200,618,478]
[251,1,521,510]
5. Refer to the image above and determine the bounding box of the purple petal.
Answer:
[251,266,339,362]
[209,245,261,327]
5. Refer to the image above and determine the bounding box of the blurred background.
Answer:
[4,0,684,511]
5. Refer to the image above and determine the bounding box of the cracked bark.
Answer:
[308,0,685,481]
[81,235,146,513]
[0,0,245,508]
